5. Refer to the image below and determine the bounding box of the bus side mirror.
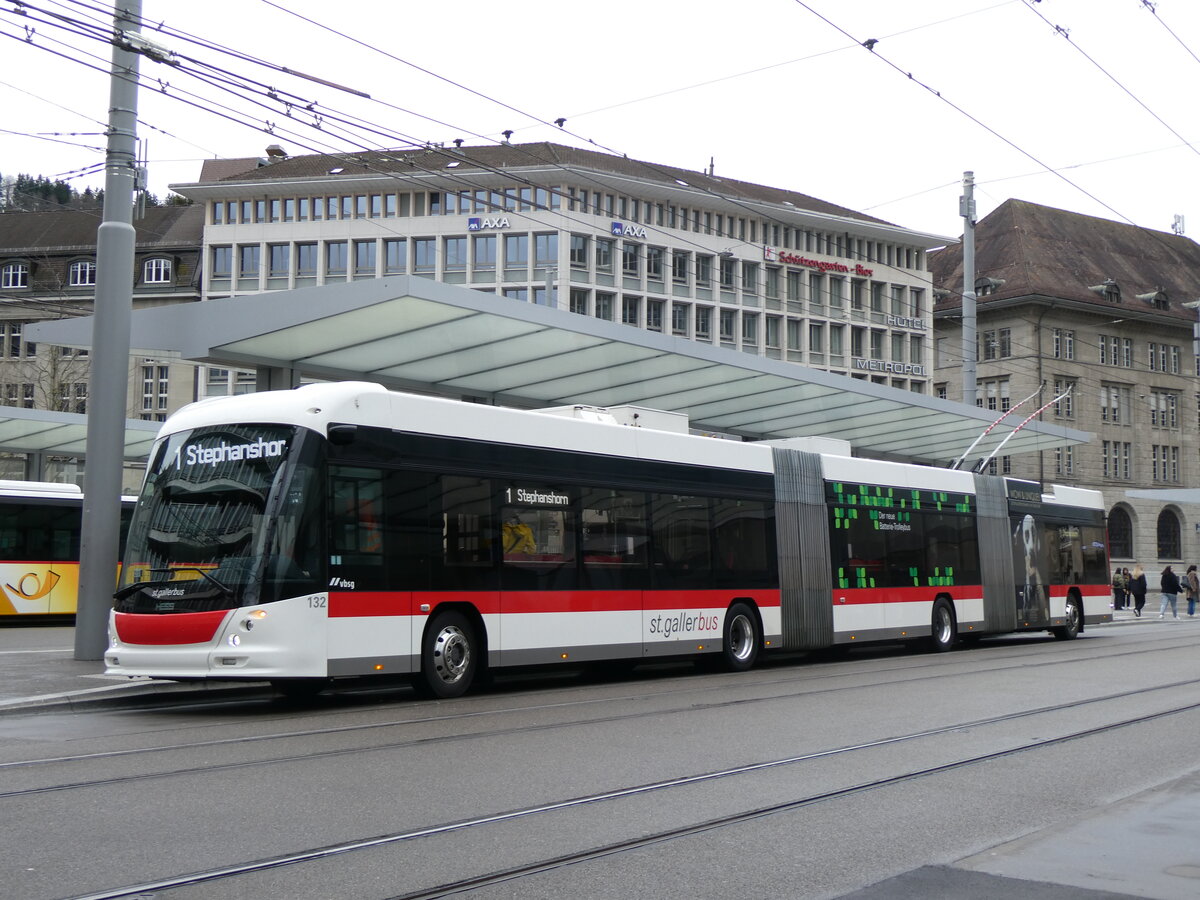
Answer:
[327,424,357,446]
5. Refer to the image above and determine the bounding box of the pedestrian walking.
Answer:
[1187,565,1199,617]
[1159,565,1181,619]
[1128,564,1147,617]
[1112,567,1127,609]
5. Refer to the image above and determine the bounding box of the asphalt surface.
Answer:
[2,608,1199,900]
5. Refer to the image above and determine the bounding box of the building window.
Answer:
[296,243,318,279]
[1152,445,1180,483]
[268,244,289,282]
[1102,441,1133,480]
[569,288,588,315]
[443,237,466,272]
[211,246,232,280]
[808,322,824,354]
[1108,506,1133,558]
[384,239,407,274]
[1,262,30,289]
[355,239,378,277]
[672,250,690,283]
[719,256,736,289]
[594,292,614,321]
[646,247,664,281]
[534,233,557,269]
[982,328,1011,360]
[621,296,640,326]
[622,242,640,276]
[695,255,712,286]
[69,260,96,287]
[742,262,758,295]
[1100,384,1129,424]
[325,241,347,278]
[504,235,528,272]
[935,383,948,400]
[471,235,495,273]
[595,239,613,273]
[569,235,589,268]
[979,378,1010,411]
[1053,379,1075,418]
[1054,446,1074,475]
[141,363,169,415]
[414,238,437,273]
[695,306,711,340]
[719,309,736,343]
[1052,328,1074,360]
[1150,391,1180,429]
[143,258,172,284]
[671,303,689,336]
[1157,509,1181,558]
[646,299,664,332]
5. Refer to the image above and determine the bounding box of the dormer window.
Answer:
[69,260,96,287]
[975,276,1005,296]
[1136,288,1169,310]
[1088,278,1121,302]
[1,262,29,289]
[143,258,172,284]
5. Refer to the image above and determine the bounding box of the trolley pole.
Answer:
[960,171,978,408]
[75,0,143,660]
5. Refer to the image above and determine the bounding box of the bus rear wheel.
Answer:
[1053,595,1082,641]
[417,610,478,699]
[720,602,761,672]
[930,598,956,652]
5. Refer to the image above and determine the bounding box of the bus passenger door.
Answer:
[1012,514,1050,625]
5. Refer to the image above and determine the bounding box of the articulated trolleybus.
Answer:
[107,382,1110,697]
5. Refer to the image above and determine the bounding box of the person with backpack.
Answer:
[1159,565,1181,619]
[1128,564,1147,618]
[1186,565,1199,617]
[1112,567,1128,609]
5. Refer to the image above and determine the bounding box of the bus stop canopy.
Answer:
[28,275,1091,466]
[0,406,159,461]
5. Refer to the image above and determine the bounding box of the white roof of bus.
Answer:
[161,382,778,475]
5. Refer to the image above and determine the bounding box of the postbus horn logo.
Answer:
[5,570,60,602]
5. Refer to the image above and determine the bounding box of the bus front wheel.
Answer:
[930,598,957,652]
[720,602,761,671]
[1053,595,1082,641]
[417,610,478,699]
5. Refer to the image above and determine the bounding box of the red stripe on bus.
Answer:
[831,585,985,605]
[325,589,782,617]
[328,592,411,617]
[114,610,229,645]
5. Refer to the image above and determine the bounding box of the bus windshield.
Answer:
[115,424,324,613]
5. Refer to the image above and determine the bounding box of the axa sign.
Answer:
[468,217,511,231]
[611,221,647,239]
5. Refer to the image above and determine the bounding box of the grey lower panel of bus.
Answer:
[329,655,415,677]
[500,641,698,668]
[973,474,1017,633]
[774,448,834,650]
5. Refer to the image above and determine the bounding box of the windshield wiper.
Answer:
[113,566,232,601]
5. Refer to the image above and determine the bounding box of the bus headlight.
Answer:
[227,633,241,647]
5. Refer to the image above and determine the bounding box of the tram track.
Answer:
[63,694,1200,900]
[1,632,1195,784]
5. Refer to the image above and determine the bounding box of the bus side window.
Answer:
[713,498,774,586]
[650,493,712,572]
[581,488,647,567]
[436,475,496,590]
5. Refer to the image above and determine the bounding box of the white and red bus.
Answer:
[106,382,1110,697]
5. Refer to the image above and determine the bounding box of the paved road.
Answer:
[0,616,1198,899]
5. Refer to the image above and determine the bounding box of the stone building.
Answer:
[173,142,946,400]
[931,198,1200,568]
[0,204,203,481]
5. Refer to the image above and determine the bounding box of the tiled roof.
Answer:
[0,204,204,254]
[931,198,1200,324]
[187,141,897,227]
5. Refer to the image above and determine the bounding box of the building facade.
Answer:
[0,205,203,483]
[174,142,946,400]
[932,199,1200,568]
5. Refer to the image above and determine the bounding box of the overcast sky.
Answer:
[3,0,1199,242]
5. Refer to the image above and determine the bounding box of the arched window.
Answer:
[143,257,172,284]
[1108,506,1132,559]
[1157,509,1181,560]
[69,260,96,287]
